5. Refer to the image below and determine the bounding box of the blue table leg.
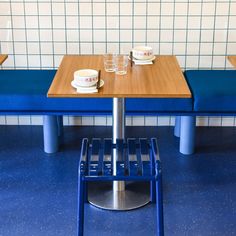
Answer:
[180,116,196,155]
[43,115,59,154]
[174,116,181,138]
[57,115,64,144]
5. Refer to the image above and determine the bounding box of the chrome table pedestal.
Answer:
[88,181,150,210]
[88,98,150,210]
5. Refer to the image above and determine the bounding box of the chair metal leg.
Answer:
[156,174,164,236]
[150,145,156,203]
[84,182,88,203]
[77,175,85,236]
[150,180,156,203]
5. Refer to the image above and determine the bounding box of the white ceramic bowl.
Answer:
[74,69,98,87]
[132,46,153,60]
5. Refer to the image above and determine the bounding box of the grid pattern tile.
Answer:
[0,1,236,126]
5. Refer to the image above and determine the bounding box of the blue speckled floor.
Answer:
[0,126,236,236]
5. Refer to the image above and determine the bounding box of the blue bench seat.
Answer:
[2,69,236,156]
[0,70,191,114]
[0,70,112,114]
[0,69,192,155]
[176,70,236,155]
[126,98,192,114]
[185,70,236,112]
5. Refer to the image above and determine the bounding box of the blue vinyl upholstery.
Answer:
[0,70,112,114]
[0,70,192,114]
[126,98,192,113]
[185,70,236,112]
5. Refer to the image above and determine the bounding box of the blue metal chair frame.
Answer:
[78,137,164,236]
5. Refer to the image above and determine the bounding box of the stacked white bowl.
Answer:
[132,46,153,61]
[73,69,98,87]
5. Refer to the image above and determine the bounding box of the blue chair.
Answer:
[78,138,164,236]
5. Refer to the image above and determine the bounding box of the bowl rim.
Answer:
[74,69,98,78]
[132,46,153,52]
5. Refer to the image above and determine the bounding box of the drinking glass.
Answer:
[103,53,116,72]
[114,55,128,75]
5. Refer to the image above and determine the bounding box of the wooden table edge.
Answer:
[47,93,192,98]
[0,54,8,65]
[227,56,236,67]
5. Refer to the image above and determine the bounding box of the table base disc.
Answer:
[88,181,150,211]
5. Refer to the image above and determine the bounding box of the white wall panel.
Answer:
[0,1,236,126]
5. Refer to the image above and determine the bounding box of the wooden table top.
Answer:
[48,55,191,98]
[0,54,8,65]
[228,56,236,67]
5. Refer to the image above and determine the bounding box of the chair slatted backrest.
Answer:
[80,138,155,178]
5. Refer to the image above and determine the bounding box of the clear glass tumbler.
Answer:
[103,53,116,72]
[114,55,128,75]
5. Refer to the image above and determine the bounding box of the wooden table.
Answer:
[48,55,191,210]
[228,56,236,67]
[48,55,191,98]
[0,54,8,65]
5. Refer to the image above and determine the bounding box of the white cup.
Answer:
[103,53,116,72]
[114,55,128,75]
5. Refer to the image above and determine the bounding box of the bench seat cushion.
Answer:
[185,70,236,112]
[0,70,192,114]
[0,70,111,113]
[126,98,192,113]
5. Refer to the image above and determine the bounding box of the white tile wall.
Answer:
[0,1,236,127]
[158,116,171,126]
